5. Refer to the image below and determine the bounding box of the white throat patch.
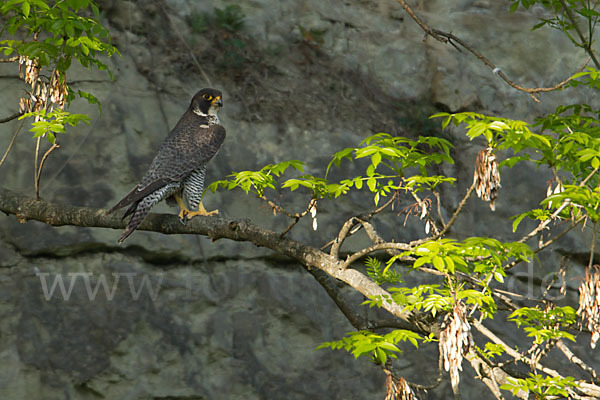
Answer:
[193,106,220,125]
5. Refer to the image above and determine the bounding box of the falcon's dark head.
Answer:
[190,88,223,117]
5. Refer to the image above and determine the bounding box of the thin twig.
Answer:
[517,166,599,245]
[159,4,213,86]
[479,324,600,400]
[469,348,506,400]
[396,0,589,101]
[35,142,60,200]
[0,118,24,169]
[434,191,446,227]
[279,217,300,238]
[33,136,41,199]
[558,0,600,68]
[505,216,585,271]
[367,190,399,218]
[430,29,586,102]
[320,191,397,251]
[277,197,317,238]
[0,111,23,123]
[342,242,412,269]
[526,338,557,373]
[395,0,448,43]
[408,189,440,235]
[473,321,564,378]
[535,216,585,251]
[555,339,598,381]
[474,321,569,382]
[411,182,476,246]
[407,352,444,391]
[263,195,315,219]
[32,61,60,199]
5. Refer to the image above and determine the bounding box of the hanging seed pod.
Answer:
[439,301,473,389]
[18,97,31,113]
[473,147,501,211]
[383,370,416,400]
[19,56,39,85]
[49,70,68,110]
[310,201,318,231]
[578,265,600,348]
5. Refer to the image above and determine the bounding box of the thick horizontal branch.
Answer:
[0,187,415,323]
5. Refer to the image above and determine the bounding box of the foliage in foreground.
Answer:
[207,2,600,397]
[2,0,600,399]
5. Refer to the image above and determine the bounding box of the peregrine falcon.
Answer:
[108,88,226,243]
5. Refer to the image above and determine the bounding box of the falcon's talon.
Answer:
[177,203,218,222]
[183,208,219,219]
[178,211,188,225]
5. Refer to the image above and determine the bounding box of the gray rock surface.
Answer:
[0,0,597,399]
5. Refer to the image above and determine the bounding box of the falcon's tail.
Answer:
[118,196,156,243]
[116,182,181,243]
[107,186,141,215]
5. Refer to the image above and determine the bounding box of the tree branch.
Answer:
[35,142,60,201]
[396,0,587,101]
[0,111,23,123]
[555,339,599,382]
[330,217,358,259]
[342,242,412,269]
[307,267,371,329]
[558,0,600,68]
[0,186,416,322]
[0,118,24,169]
[412,181,476,246]
[467,349,507,400]
[515,166,599,249]
[473,319,600,398]
[321,192,397,252]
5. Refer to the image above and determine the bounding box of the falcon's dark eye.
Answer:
[202,94,213,101]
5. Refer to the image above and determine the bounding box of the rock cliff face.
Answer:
[0,1,596,399]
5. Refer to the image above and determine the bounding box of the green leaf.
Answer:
[375,347,387,364]
[494,271,504,283]
[432,256,445,272]
[371,151,381,169]
[22,1,30,17]
[466,122,488,139]
[413,257,429,268]
[367,177,376,192]
[512,213,528,232]
[445,256,455,273]
[78,90,101,112]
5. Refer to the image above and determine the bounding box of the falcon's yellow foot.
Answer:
[177,202,219,225]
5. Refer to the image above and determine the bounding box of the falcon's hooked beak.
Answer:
[212,96,223,108]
